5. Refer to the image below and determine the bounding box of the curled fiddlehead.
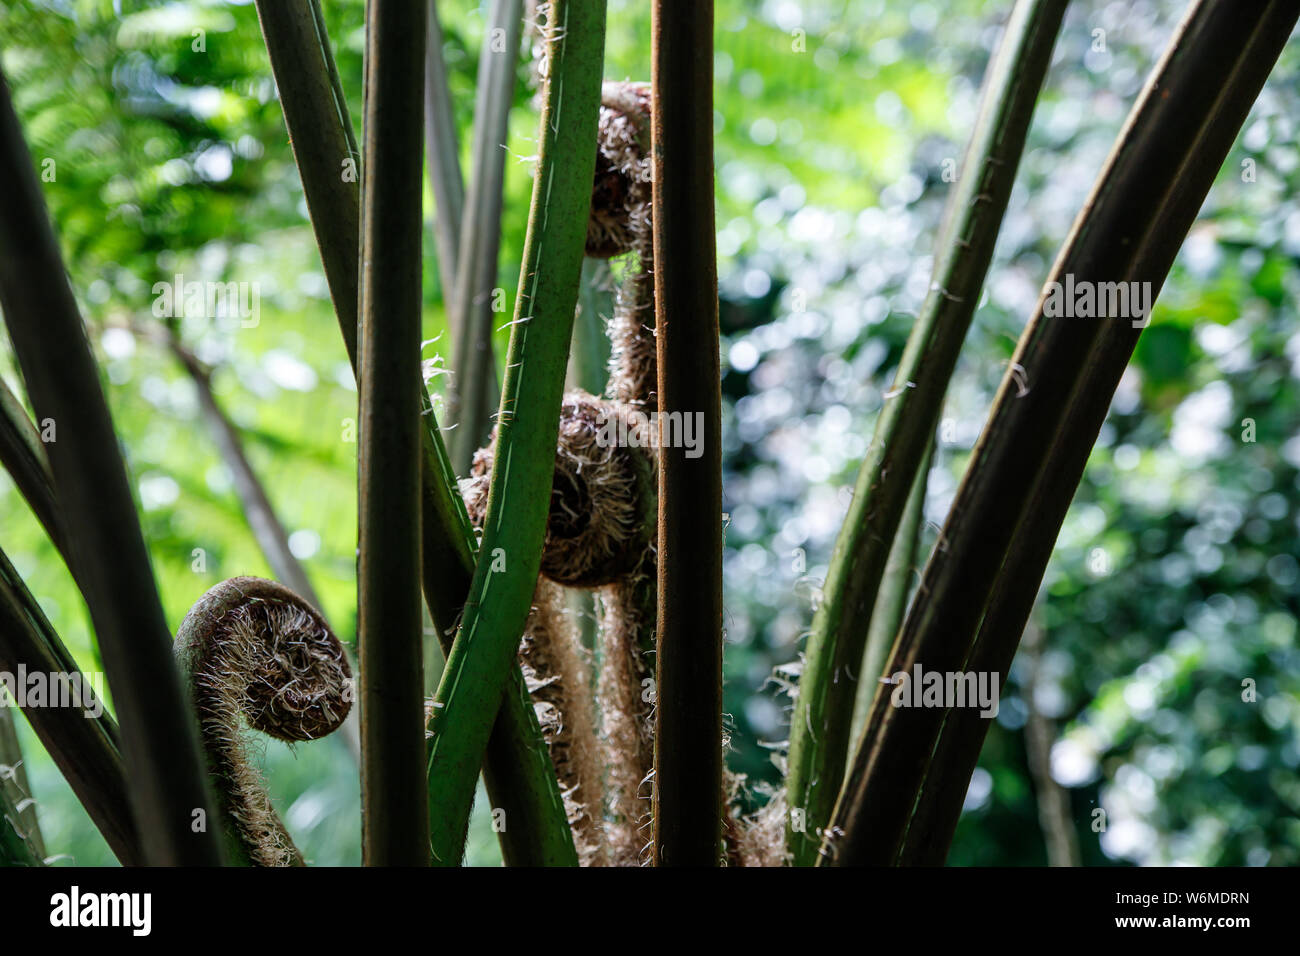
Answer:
[466,393,656,589]
[590,83,657,411]
[175,576,352,866]
[587,82,652,261]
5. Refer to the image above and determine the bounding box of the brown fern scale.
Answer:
[587,82,652,260]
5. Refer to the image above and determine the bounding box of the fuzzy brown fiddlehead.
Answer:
[589,83,657,412]
[464,393,656,591]
[587,83,652,261]
[545,393,656,587]
[175,576,352,866]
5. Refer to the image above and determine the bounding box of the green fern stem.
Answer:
[425,0,608,866]
[784,0,1068,865]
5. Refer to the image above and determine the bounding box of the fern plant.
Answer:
[0,0,1294,867]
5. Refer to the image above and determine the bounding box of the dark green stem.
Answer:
[0,378,65,564]
[357,0,431,866]
[569,258,614,394]
[254,0,576,865]
[0,776,42,867]
[447,0,524,472]
[0,704,45,859]
[785,0,1067,865]
[849,437,931,749]
[829,0,1298,867]
[0,547,139,863]
[650,0,724,867]
[425,0,465,306]
[0,66,221,866]
[892,0,1300,866]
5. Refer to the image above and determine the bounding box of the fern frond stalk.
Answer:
[0,774,42,867]
[0,67,221,866]
[0,707,44,859]
[167,337,325,611]
[425,0,465,307]
[650,0,724,867]
[357,0,431,865]
[849,437,932,749]
[0,549,138,863]
[784,0,1067,865]
[254,0,575,864]
[0,378,65,567]
[447,0,524,472]
[888,0,1300,867]
[425,0,607,866]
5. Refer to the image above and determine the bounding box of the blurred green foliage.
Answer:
[0,0,1296,866]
